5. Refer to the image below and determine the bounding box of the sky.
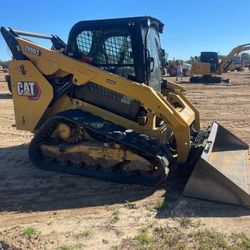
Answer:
[0,0,250,61]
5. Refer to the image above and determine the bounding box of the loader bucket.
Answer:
[183,122,250,207]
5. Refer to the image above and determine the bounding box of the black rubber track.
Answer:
[29,109,171,186]
[190,76,222,84]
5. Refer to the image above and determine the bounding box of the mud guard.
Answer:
[183,122,250,207]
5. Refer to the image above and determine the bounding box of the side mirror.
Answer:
[129,50,133,58]
[161,49,165,57]
[149,57,155,72]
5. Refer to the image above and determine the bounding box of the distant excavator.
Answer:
[190,43,250,83]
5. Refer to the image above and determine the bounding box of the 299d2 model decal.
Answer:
[24,45,40,56]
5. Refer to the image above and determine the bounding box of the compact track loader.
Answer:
[1,17,250,206]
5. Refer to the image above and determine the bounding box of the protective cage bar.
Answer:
[8,28,53,39]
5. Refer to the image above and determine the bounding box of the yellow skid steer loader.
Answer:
[1,16,250,206]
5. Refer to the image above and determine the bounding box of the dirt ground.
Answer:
[0,71,250,249]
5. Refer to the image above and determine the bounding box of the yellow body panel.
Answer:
[8,60,53,131]
[191,61,213,75]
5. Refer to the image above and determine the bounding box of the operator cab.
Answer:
[66,16,164,91]
[64,17,164,122]
[200,52,219,73]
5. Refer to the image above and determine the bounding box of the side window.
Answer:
[76,31,92,55]
[104,35,135,77]
[104,36,133,65]
[75,29,135,78]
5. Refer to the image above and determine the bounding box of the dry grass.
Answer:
[72,229,93,240]
[22,226,38,238]
[119,219,250,250]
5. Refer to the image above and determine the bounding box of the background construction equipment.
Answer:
[190,43,250,83]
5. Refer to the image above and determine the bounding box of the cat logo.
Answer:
[16,82,41,100]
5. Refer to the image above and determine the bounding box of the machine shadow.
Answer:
[0,144,156,212]
[0,144,249,217]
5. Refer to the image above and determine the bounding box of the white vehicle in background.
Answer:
[166,60,191,77]
[182,62,191,76]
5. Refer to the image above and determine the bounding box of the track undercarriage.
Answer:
[190,75,224,83]
[29,109,171,186]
